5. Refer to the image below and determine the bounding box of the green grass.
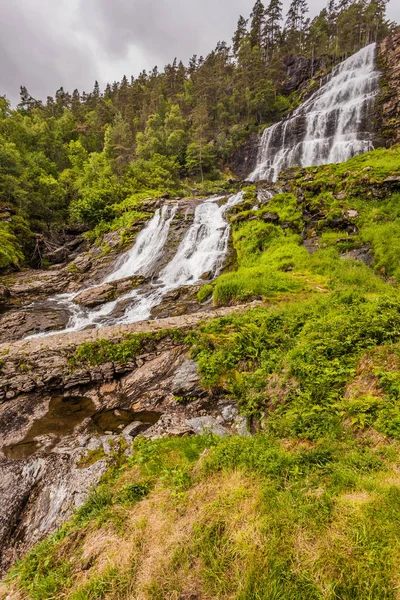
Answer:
[6,147,400,599]
[9,434,400,599]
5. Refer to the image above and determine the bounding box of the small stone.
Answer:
[122,422,144,437]
[261,212,279,223]
[221,405,238,422]
[384,176,400,184]
[335,191,347,201]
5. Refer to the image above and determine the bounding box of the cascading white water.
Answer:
[249,43,380,182]
[30,193,243,337]
[105,204,176,282]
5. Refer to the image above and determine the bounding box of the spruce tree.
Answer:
[249,0,266,49]
[263,0,283,59]
[285,0,309,53]
[232,15,248,56]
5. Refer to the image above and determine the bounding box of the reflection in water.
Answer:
[92,409,161,434]
[2,396,96,460]
[2,397,162,461]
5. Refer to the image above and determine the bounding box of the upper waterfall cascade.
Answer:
[29,193,244,338]
[249,43,380,182]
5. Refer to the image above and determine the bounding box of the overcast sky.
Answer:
[1,0,399,105]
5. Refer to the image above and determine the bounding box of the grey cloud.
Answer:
[0,0,399,106]
[0,0,99,104]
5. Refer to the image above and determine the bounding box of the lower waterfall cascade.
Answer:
[29,192,244,337]
[248,43,381,182]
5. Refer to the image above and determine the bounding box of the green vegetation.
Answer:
[0,1,392,269]
[8,147,400,598]
[70,329,187,369]
[210,146,400,307]
[8,433,400,599]
[1,1,399,597]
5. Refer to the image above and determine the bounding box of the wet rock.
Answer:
[200,271,213,280]
[281,54,328,95]
[73,276,146,308]
[0,307,70,343]
[229,132,260,179]
[186,416,229,437]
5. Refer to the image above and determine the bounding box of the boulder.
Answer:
[186,416,229,437]
[0,307,70,343]
[73,276,146,308]
[171,360,202,398]
[43,246,70,265]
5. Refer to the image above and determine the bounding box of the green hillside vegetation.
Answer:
[4,147,400,599]
[0,0,393,269]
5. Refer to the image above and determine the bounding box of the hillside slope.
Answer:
[3,146,400,599]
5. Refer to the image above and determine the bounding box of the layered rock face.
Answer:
[0,305,256,574]
[379,29,400,145]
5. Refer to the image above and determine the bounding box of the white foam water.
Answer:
[29,193,244,337]
[249,43,380,182]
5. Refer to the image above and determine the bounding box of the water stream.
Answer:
[249,43,380,181]
[30,192,244,337]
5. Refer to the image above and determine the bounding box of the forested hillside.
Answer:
[0,0,393,270]
[3,1,400,597]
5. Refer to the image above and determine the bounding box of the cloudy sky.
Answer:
[1,0,399,105]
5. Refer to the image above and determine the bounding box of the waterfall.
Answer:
[30,193,243,337]
[249,43,380,182]
[105,204,177,282]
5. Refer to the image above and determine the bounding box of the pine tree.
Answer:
[263,0,283,59]
[285,0,309,53]
[18,86,41,111]
[93,81,100,99]
[232,15,248,56]
[249,0,266,49]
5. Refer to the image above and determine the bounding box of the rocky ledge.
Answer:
[0,304,258,574]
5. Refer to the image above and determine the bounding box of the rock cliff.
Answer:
[379,28,400,145]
